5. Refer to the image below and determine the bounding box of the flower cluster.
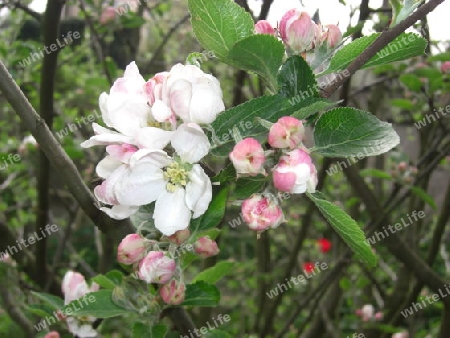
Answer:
[82,62,225,236]
[61,271,100,337]
[117,232,219,305]
[255,9,343,55]
[230,116,318,232]
[355,304,383,322]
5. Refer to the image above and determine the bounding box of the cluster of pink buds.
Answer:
[355,304,383,321]
[230,116,318,232]
[390,161,418,184]
[116,230,219,306]
[254,9,342,55]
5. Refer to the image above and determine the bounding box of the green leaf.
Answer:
[399,73,423,92]
[428,52,450,62]
[27,304,56,318]
[212,164,236,183]
[313,108,400,157]
[204,329,234,338]
[360,169,392,180]
[193,261,235,284]
[197,187,229,231]
[322,33,427,75]
[411,186,437,210]
[210,94,323,156]
[182,281,220,306]
[291,98,338,120]
[106,270,124,285]
[307,192,377,267]
[278,55,318,99]
[233,175,267,199]
[31,292,64,311]
[132,323,168,338]
[91,274,117,290]
[227,34,285,89]
[391,98,414,110]
[188,0,254,59]
[62,290,129,318]
[391,0,421,27]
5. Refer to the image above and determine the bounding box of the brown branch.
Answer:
[36,0,64,289]
[12,2,41,21]
[321,0,446,98]
[0,60,133,235]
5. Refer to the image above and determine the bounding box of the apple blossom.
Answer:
[254,20,276,36]
[229,138,266,176]
[159,279,186,305]
[117,234,147,265]
[61,271,99,338]
[194,236,220,258]
[138,251,176,284]
[241,194,284,231]
[441,61,450,74]
[164,63,225,124]
[268,116,305,149]
[321,24,342,49]
[44,332,60,338]
[273,148,317,194]
[279,9,317,53]
[99,6,116,24]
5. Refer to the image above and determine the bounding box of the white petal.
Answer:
[81,124,134,148]
[136,127,174,150]
[99,93,113,127]
[154,189,191,236]
[189,88,224,124]
[169,79,192,121]
[151,99,173,123]
[94,165,128,204]
[129,149,172,168]
[96,156,122,179]
[171,123,210,163]
[185,164,212,218]
[115,162,165,206]
[106,93,150,136]
[100,205,139,220]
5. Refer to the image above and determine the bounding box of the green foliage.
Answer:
[182,281,221,306]
[131,323,168,338]
[193,261,235,284]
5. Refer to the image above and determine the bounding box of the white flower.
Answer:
[164,64,225,124]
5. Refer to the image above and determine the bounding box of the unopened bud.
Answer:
[167,229,191,245]
[138,251,176,284]
[117,234,147,265]
[229,138,266,176]
[268,116,305,149]
[255,20,276,37]
[194,236,220,258]
[241,194,284,231]
[159,279,186,305]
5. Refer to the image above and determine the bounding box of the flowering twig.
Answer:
[321,0,446,98]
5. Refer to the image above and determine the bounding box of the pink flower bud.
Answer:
[441,61,450,74]
[159,280,186,305]
[322,24,342,49]
[268,116,304,149]
[241,194,284,231]
[279,9,317,53]
[117,234,147,265]
[374,312,384,320]
[99,7,116,24]
[255,20,276,36]
[167,229,191,245]
[138,251,176,284]
[229,138,266,176]
[194,236,220,258]
[273,149,317,194]
[45,332,60,338]
[398,161,407,172]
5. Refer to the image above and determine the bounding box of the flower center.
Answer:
[163,162,190,192]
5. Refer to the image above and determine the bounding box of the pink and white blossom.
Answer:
[273,148,317,194]
[268,116,305,149]
[138,251,176,284]
[229,138,266,176]
[279,9,317,53]
[241,194,284,231]
[159,279,186,305]
[117,234,147,265]
[255,20,276,36]
[194,236,220,258]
